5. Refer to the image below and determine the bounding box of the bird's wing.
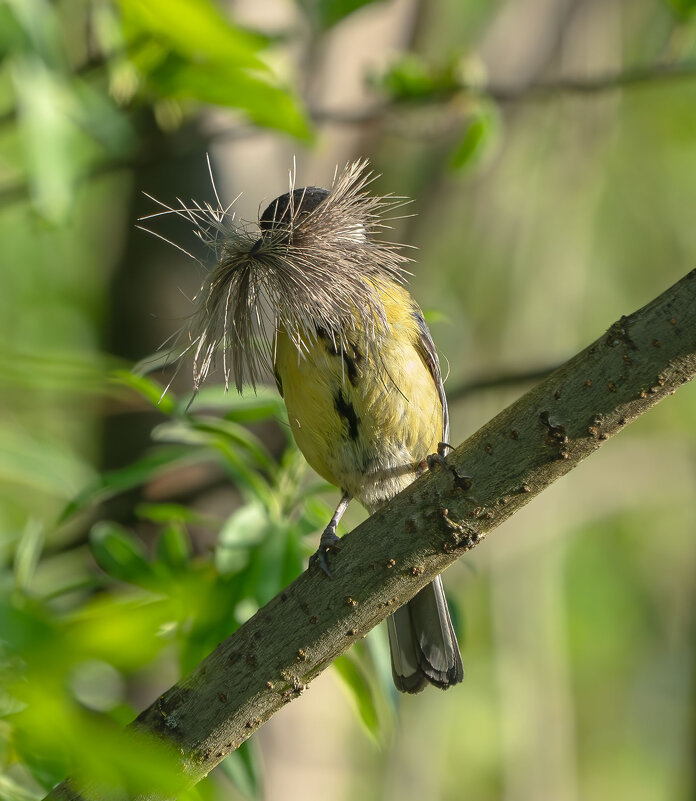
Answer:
[411,307,449,443]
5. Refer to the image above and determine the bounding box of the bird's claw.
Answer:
[309,527,342,577]
[427,442,473,491]
[427,441,453,472]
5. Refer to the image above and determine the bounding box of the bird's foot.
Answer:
[427,442,473,491]
[427,441,454,472]
[309,525,342,577]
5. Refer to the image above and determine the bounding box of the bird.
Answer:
[172,160,464,693]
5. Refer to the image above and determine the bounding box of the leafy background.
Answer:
[1,0,695,799]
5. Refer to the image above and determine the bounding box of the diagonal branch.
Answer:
[45,269,696,801]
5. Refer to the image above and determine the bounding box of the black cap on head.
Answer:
[259,187,329,232]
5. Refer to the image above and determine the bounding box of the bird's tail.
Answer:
[387,575,464,693]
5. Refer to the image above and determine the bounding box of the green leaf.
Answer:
[280,525,306,586]
[152,420,275,507]
[664,0,696,17]
[190,417,277,476]
[136,502,209,526]
[118,0,268,70]
[0,4,29,63]
[299,0,384,29]
[13,518,44,593]
[333,654,380,740]
[147,53,311,140]
[110,370,176,415]
[0,596,56,654]
[0,771,45,801]
[379,54,460,102]
[60,445,199,522]
[155,524,191,571]
[70,79,136,158]
[182,384,286,422]
[217,501,269,552]
[89,522,153,586]
[0,347,122,396]
[217,740,262,800]
[4,0,67,69]
[11,57,82,221]
[295,496,334,537]
[450,104,499,171]
[0,421,96,501]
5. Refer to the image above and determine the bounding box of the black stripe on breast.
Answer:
[334,389,360,441]
[317,327,363,387]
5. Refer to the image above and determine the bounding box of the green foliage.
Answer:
[1,0,311,223]
[218,740,263,800]
[117,0,310,139]
[379,54,464,102]
[298,0,385,29]
[450,103,500,171]
[664,0,696,18]
[0,371,340,799]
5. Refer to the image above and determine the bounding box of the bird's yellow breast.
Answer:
[274,282,443,511]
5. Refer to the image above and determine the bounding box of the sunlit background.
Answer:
[1,0,695,800]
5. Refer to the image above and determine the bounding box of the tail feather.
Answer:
[387,575,463,694]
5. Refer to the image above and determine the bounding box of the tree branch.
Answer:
[45,269,696,800]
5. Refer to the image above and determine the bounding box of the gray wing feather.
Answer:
[411,308,449,443]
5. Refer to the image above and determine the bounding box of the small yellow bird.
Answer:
[183,161,463,693]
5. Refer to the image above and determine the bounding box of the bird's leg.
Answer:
[310,493,351,577]
[427,442,473,491]
[426,441,454,471]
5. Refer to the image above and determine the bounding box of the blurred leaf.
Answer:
[182,384,286,422]
[118,0,268,70]
[190,417,277,476]
[65,595,171,670]
[298,0,385,29]
[0,596,56,654]
[13,519,44,593]
[664,0,696,18]
[279,524,305,586]
[0,5,29,63]
[60,445,199,522]
[4,0,67,68]
[89,522,153,586]
[218,740,262,800]
[136,502,209,525]
[11,57,84,221]
[217,501,269,554]
[155,524,192,571]
[147,53,311,139]
[295,495,333,537]
[153,420,276,508]
[421,307,451,326]
[0,772,42,801]
[379,53,460,102]
[0,422,97,500]
[0,347,123,395]
[333,653,380,740]
[450,104,499,171]
[15,699,185,800]
[111,369,176,415]
[70,79,136,157]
